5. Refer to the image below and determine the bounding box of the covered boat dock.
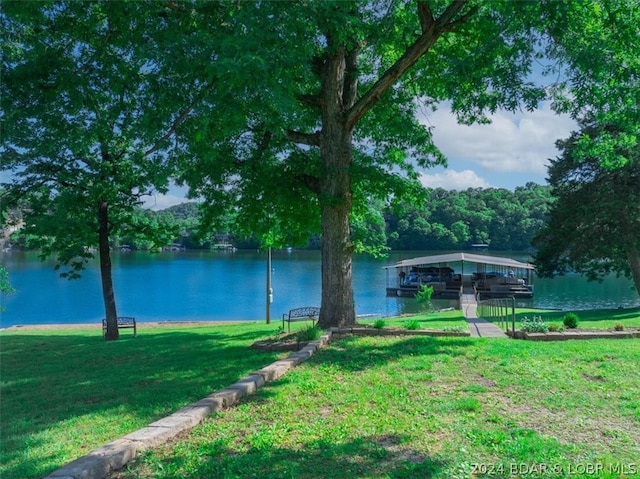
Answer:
[384,252,535,300]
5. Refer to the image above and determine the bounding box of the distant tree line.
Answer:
[96,182,550,252]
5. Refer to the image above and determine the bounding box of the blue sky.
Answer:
[145,102,578,210]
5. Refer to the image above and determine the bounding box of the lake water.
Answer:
[1,250,638,328]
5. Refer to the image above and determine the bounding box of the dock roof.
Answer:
[384,252,535,270]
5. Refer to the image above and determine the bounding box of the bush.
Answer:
[415,284,434,311]
[614,323,625,331]
[373,319,386,329]
[296,325,322,342]
[404,319,421,330]
[562,312,579,329]
[521,315,549,333]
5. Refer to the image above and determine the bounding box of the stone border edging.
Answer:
[508,330,640,341]
[43,333,332,479]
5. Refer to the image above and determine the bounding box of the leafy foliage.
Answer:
[562,313,579,329]
[295,325,323,342]
[543,0,639,169]
[1,2,188,272]
[142,182,552,251]
[533,119,640,297]
[387,183,551,250]
[520,316,549,333]
[0,1,194,335]
[0,265,15,312]
[415,284,434,311]
[404,319,421,331]
[373,319,386,330]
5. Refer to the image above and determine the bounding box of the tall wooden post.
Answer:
[266,247,272,324]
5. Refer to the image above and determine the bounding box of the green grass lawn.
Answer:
[0,322,287,479]
[359,309,469,331]
[112,335,640,479]
[2,311,639,479]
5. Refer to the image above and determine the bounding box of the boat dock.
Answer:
[384,252,535,300]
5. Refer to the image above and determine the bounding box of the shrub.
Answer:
[415,284,434,311]
[562,312,579,329]
[296,325,322,342]
[521,315,549,333]
[373,319,386,329]
[614,323,625,331]
[404,319,421,330]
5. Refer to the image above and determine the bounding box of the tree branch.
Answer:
[286,129,320,147]
[342,44,361,109]
[346,0,474,130]
[144,81,215,156]
[417,1,435,34]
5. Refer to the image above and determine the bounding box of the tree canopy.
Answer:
[169,0,590,328]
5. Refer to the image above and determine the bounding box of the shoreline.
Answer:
[0,320,258,331]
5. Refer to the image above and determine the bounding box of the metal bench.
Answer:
[282,307,320,332]
[102,316,137,337]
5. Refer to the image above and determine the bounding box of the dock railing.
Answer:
[477,297,516,335]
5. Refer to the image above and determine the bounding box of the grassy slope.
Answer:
[116,336,640,479]
[0,323,286,479]
[2,309,639,479]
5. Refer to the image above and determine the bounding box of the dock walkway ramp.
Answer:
[461,293,508,338]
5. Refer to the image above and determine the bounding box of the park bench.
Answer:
[102,316,137,338]
[282,306,320,332]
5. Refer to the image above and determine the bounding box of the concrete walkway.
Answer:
[461,294,508,338]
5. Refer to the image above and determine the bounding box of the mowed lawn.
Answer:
[1,311,639,479]
[0,323,286,479]
[113,336,639,479]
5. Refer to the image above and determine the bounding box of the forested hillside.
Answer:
[387,183,551,250]
[159,183,551,251]
[5,184,550,252]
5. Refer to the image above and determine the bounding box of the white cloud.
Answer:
[423,103,577,178]
[419,169,491,190]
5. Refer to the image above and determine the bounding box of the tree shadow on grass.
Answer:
[312,335,475,372]
[2,330,475,478]
[118,434,451,479]
[0,329,284,479]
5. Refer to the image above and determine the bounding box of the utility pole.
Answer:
[266,247,272,324]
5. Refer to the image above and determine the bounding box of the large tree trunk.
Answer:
[316,47,357,329]
[317,127,356,329]
[311,3,471,328]
[99,200,119,340]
